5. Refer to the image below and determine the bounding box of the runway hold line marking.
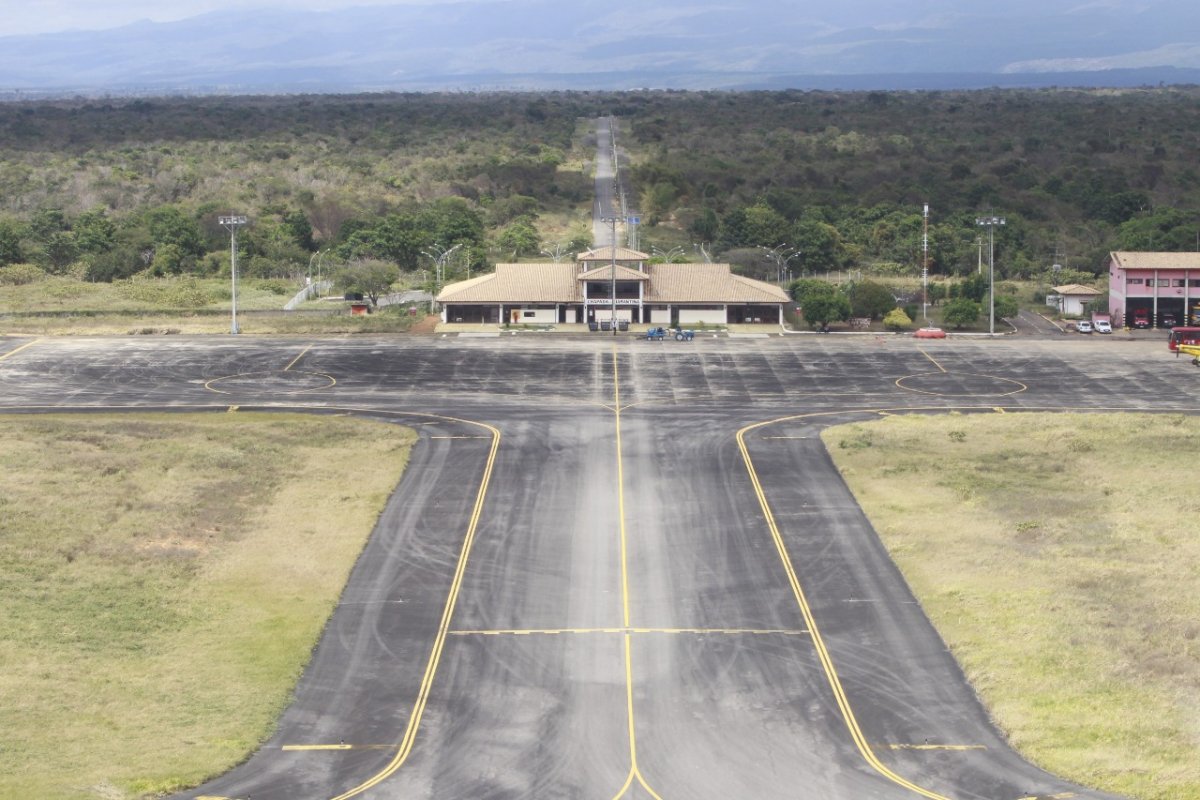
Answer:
[737,411,954,800]
[448,627,810,637]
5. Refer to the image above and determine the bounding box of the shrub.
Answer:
[883,307,912,331]
[0,263,46,285]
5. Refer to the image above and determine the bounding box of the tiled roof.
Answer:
[1110,251,1200,270]
[437,262,789,305]
[577,264,649,281]
[577,246,648,262]
[1052,283,1103,295]
[437,263,579,303]
[645,263,790,303]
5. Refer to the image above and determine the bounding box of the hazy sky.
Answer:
[4,0,467,36]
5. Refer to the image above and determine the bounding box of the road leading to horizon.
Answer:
[592,116,621,248]
[0,334,1169,800]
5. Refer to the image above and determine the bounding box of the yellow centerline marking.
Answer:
[0,338,41,362]
[918,346,948,372]
[284,343,314,371]
[608,346,664,800]
[448,627,809,636]
[328,416,501,800]
[737,414,953,800]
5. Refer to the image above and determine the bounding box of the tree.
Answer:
[496,219,540,260]
[73,209,116,256]
[801,292,851,328]
[144,206,204,257]
[789,277,836,306]
[847,280,896,320]
[335,259,399,306]
[791,219,844,272]
[993,295,1019,319]
[942,298,981,329]
[0,218,25,266]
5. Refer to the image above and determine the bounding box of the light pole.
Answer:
[421,243,462,298]
[758,244,801,284]
[219,215,247,334]
[651,245,685,263]
[976,215,1006,336]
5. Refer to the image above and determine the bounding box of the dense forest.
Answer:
[2,88,1199,290]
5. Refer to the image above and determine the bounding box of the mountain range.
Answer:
[3,0,1200,95]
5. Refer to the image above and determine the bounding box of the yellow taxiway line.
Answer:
[327,416,502,800]
[737,413,954,800]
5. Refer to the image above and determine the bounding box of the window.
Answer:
[1159,278,1170,287]
[1190,279,1200,287]
[1174,279,1186,287]
[522,310,536,318]
[1127,278,1143,285]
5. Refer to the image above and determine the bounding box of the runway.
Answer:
[2,333,1179,799]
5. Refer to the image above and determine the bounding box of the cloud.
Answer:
[1002,41,1200,72]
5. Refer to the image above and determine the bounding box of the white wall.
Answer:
[516,308,557,324]
[649,308,672,324]
[679,308,727,325]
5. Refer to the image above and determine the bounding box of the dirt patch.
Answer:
[407,314,440,333]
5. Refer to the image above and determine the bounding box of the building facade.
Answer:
[1108,251,1200,328]
[436,247,790,327]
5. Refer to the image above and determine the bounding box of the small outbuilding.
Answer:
[1045,283,1102,317]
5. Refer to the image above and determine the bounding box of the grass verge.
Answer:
[0,413,416,799]
[822,413,1200,800]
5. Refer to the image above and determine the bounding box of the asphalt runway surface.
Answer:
[2,332,1190,800]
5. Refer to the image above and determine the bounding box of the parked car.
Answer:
[1076,320,1093,333]
[1094,319,1112,334]
[1162,313,1177,328]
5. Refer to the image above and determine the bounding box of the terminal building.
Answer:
[436,247,790,327]
[1107,251,1200,327]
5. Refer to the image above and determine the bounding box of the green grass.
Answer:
[0,413,416,799]
[823,413,1200,800]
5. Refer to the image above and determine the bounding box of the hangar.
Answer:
[436,246,790,327]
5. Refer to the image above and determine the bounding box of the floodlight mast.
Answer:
[976,214,1006,336]
[218,215,248,335]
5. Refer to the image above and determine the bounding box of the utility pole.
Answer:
[922,204,930,324]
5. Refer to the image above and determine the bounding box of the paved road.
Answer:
[2,334,1185,799]
[592,116,619,247]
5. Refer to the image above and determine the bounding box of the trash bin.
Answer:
[618,320,629,332]
[588,321,599,332]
